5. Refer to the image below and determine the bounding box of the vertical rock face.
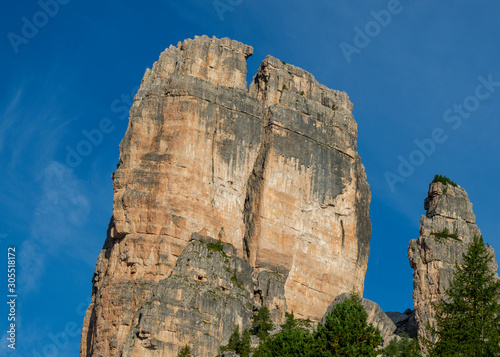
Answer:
[408,181,498,344]
[81,35,371,357]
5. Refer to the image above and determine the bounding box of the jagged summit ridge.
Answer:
[81,36,371,357]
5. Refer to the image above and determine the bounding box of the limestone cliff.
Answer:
[408,180,498,344]
[80,35,371,357]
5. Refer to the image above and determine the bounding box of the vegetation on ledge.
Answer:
[433,174,458,187]
[431,227,460,241]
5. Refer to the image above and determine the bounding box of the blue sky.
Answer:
[1,1,499,355]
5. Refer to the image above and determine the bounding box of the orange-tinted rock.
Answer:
[81,35,371,357]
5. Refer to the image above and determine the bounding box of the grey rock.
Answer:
[408,181,499,349]
[386,310,418,338]
[121,233,286,357]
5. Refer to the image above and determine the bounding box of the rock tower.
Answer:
[80,36,372,356]
[408,180,498,344]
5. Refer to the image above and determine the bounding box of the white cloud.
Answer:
[21,162,91,292]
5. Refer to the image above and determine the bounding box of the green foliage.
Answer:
[332,104,337,110]
[300,90,305,96]
[206,239,225,254]
[380,335,422,357]
[281,311,298,331]
[252,306,274,340]
[431,227,460,241]
[254,297,382,356]
[433,174,458,187]
[282,84,288,90]
[240,329,251,357]
[178,345,193,357]
[221,325,251,357]
[314,295,383,356]
[282,61,286,65]
[230,269,243,289]
[221,325,239,353]
[254,327,317,357]
[426,235,500,356]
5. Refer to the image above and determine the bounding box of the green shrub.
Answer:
[178,345,193,357]
[300,90,305,96]
[433,174,458,187]
[431,227,460,241]
[282,84,288,90]
[380,334,422,357]
[231,269,243,289]
[207,239,224,253]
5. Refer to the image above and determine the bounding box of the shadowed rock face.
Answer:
[408,181,498,346]
[80,35,371,357]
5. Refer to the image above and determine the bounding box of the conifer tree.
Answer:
[314,295,382,356]
[253,326,316,357]
[427,235,500,356]
[281,311,298,331]
[222,325,241,352]
[239,328,251,357]
[381,334,422,357]
[252,306,274,340]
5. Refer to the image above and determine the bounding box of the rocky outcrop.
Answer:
[119,233,285,356]
[81,35,371,357]
[322,293,397,347]
[386,309,417,338]
[408,181,498,344]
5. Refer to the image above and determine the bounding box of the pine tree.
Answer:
[314,295,382,356]
[252,306,274,340]
[427,235,500,356]
[281,311,298,331]
[381,334,422,357]
[221,325,241,352]
[239,328,251,357]
[253,326,317,357]
[178,345,193,357]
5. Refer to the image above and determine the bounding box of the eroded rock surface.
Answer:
[81,35,371,357]
[119,233,285,356]
[408,181,498,345]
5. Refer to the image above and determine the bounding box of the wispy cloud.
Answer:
[21,162,91,292]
